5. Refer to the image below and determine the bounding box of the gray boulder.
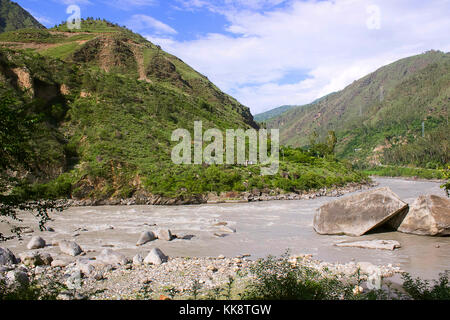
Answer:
[97,249,128,266]
[313,187,408,236]
[136,231,156,246]
[144,248,168,265]
[59,240,83,256]
[27,236,46,250]
[0,247,18,265]
[398,195,450,236]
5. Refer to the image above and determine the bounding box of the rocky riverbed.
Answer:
[0,245,402,300]
[66,182,377,206]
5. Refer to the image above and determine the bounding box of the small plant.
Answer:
[189,279,202,300]
[224,275,235,300]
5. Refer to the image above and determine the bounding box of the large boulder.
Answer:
[313,187,409,236]
[398,195,450,236]
[0,247,18,265]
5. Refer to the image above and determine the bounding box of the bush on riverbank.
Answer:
[238,253,450,301]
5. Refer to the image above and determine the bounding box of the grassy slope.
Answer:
[267,51,449,170]
[0,0,44,33]
[0,21,367,201]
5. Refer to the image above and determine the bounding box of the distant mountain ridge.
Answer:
[0,0,44,33]
[267,50,449,167]
[254,105,296,122]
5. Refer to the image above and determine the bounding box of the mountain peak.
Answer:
[0,0,44,33]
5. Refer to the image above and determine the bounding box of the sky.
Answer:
[15,0,450,114]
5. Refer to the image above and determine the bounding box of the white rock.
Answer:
[136,231,156,246]
[59,240,83,256]
[219,226,236,233]
[144,248,168,265]
[27,236,46,250]
[51,259,69,268]
[334,239,401,251]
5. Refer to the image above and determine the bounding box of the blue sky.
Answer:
[15,0,450,114]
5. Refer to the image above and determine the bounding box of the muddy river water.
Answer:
[2,177,449,280]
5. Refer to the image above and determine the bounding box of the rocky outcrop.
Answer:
[398,195,450,236]
[313,187,409,236]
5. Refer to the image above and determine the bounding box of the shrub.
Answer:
[240,252,352,300]
[400,271,450,300]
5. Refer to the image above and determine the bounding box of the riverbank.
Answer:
[0,250,402,300]
[65,181,377,206]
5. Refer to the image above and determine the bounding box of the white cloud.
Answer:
[153,0,450,114]
[127,14,178,35]
[104,0,157,10]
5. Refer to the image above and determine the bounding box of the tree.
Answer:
[0,89,65,241]
[326,131,337,155]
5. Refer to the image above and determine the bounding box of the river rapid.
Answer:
[2,177,449,280]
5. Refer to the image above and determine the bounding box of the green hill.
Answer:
[0,18,368,202]
[267,50,449,169]
[0,0,44,33]
[254,105,296,122]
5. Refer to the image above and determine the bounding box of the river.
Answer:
[2,177,449,280]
